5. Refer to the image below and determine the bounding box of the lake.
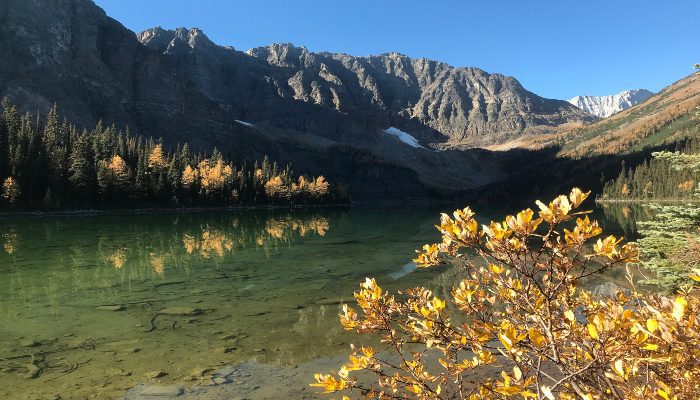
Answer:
[0,205,635,399]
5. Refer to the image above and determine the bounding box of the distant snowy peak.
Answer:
[568,89,655,118]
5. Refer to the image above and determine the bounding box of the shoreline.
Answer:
[0,203,350,218]
[595,198,700,204]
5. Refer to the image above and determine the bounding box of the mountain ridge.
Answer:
[568,89,655,118]
[5,0,665,204]
[136,25,595,147]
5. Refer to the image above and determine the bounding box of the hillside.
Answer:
[560,73,700,157]
[488,73,700,156]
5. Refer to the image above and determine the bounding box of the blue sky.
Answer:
[94,0,699,100]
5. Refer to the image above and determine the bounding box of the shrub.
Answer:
[313,188,700,399]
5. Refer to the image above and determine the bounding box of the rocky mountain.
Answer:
[136,26,594,147]
[501,73,699,157]
[568,89,654,118]
[561,74,699,157]
[0,0,595,202]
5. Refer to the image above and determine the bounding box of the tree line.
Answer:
[600,136,700,200]
[599,135,700,290]
[0,98,346,210]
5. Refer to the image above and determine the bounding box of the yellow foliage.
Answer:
[198,159,232,191]
[314,188,700,400]
[2,176,20,206]
[3,231,18,255]
[182,229,233,259]
[309,176,330,197]
[678,179,695,192]
[148,144,167,170]
[106,249,127,269]
[149,253,166,276]
[621,183,630,196]
[264,175,287,198]
[181,165,197,188]
[107,155,128,175]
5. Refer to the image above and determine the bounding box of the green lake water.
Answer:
[0,205,636,399]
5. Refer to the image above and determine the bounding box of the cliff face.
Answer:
[136,26,594,147]
[270,49,593,144]
[0,0,280,156]
[0,0,593,201]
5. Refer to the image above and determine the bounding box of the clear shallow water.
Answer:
[0,206,632,399]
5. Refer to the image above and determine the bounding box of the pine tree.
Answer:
[0,99,342,210]
[69,131,96,204]
[97,155,131,204]
[43,105,69,203]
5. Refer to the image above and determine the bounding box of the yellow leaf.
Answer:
[587,323,599,340]
[513,365,522,381]
[564,310,575,322]
[646,318,659,333]
[613,359,624,377]
[569,187,591,207]
[657,389,670,400]
[643,343,659,351]
[673,297,687,322]
[498,332,513,351]
[528,328,547,348]
[489,264,505,274]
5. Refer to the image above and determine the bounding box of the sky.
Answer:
[93,0,699,100]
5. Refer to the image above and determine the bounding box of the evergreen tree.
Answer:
[69,131,96,204]
[0,99,344,210]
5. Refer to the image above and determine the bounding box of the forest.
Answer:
[0,99,346,210]
[601,136,700,200]
[596,135,700,291]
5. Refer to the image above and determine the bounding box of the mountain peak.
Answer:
[246,43,315,68]
[568,89,654,118]
[138,26,221,53]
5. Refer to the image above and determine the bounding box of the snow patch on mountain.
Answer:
[383,127,424,148]
[568,89,654,118]
[235,120,254,127]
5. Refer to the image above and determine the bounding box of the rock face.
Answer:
[0,0,594,201]
[137,27,594,146]
[568,89,654,118]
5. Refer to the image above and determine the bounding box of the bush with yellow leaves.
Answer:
[313,188,700,400]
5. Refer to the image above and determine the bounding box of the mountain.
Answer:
[560,74,699,157]
[136,26,593,147]
[0,0,594,202]
[568,89,655,118]
[498,73,699,157]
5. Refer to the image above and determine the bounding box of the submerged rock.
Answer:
[145,370,167,379]
[20,339,41,348]
[212,377,227,385]
[23,364,42,379]
[215,347,236,354]
[96,305,125,311]
[108,367,131,376]
[158,307,203,316]
[139,385,183,396]
[189,367,212,377]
